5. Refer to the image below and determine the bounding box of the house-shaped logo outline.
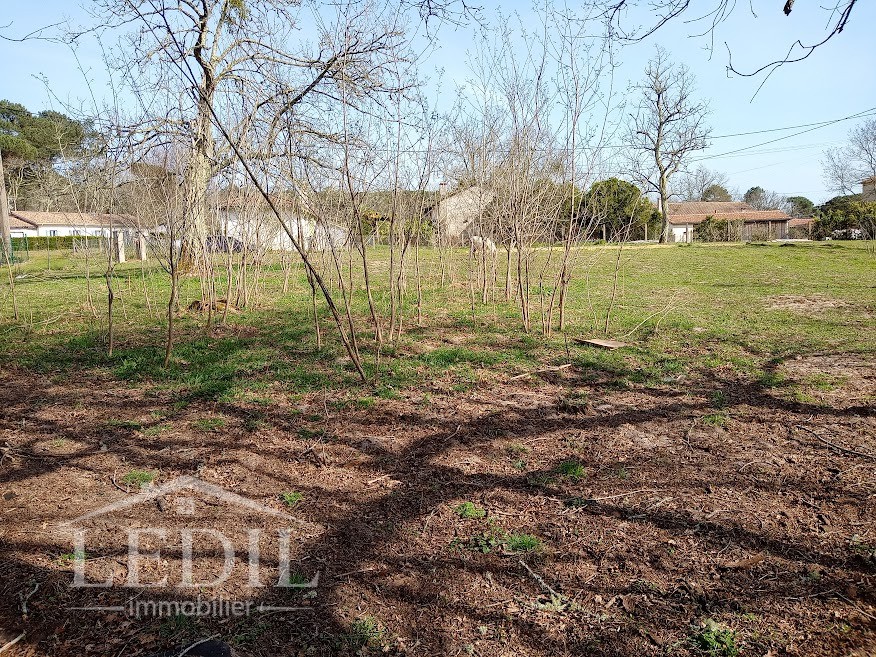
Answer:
[62,475,301,527]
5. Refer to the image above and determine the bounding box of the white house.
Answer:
[9,211,143,239]
[218,206,348,252]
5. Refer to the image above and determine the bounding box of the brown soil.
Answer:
[1,359,874,656]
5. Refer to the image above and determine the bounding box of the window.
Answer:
[72,230,80,236]
[48,230,58,237]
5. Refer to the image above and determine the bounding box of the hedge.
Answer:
[10,235,101,251]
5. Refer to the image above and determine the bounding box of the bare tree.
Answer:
[743,185,789,212]
[596,0,860,80]
[626,47,711,243]
[676,165,729,202]
[823,118,876,195]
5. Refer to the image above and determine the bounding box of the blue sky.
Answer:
[2,1,874,203]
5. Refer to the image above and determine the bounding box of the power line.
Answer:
[710,109,876,139]
[692,106,876,162]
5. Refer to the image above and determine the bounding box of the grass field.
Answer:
[2,241,874,401]
[0,241,874,657]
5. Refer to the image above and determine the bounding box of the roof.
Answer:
[11,211,141,229]
[8,213,37,230]
[788,217,815,228]
[667,202,791,225]
[862,176,876,184]
[668,201,750,215]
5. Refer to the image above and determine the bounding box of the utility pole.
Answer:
[0,149,11,259]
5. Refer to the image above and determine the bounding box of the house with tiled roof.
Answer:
[666,201,791,243]
[9,211,142,238]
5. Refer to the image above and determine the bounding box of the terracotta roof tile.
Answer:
[11,211,141,229]
[8,213,37,230]
[667,202,791,225]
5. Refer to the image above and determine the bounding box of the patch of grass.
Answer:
[231,620,269,646]
[454,501,486,519]
[468,530,505,554]
[421,346,501,368]
[505,533,542,553]
[512,458,527,470]
[691,619,739,657]
[243,415,267,432]
[143,423,170,437]
[555,459,585,480]
[105,419,142,430]
[807,373,847,391]
[758,371,788,388]
[560,389,589,412]
[346,616,385,649]
[297,427,327,441]
[121,469,154,486]
[526,472,555,487]
[159,613,196,638]
[375,385,401,400]
[287,572,310,586]
[701,412,728,428]
[58,549,87,564]
[507,443,529,456]
[709,390,727,409]
[280,491,304,508]
[193,417,226,432]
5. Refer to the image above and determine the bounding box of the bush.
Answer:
[694,216,743,242]
[11,235,100,252]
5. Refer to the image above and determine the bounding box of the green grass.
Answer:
[556,459,586,480]
[58,549,87,564]
[280,491,304,507]
[702,412,729,428]
[121,469,155,486]
[454,501,487,519]
[192,417,226,431]
[691,619,740,657]
[1,243,873,404]
[504,533,542,552]
[346,616,385,649]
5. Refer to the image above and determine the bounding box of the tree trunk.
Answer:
[658,175,670,244]
[0,151,11,260]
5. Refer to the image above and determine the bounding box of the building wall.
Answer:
[219,210,347,251]
[863,180,876,202]
[432,186,495,241]
[669,223,693,243]
[33,224,113,238]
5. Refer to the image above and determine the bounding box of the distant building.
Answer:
[862,176,876,202]
[9,211,143,239]
[666,201,791,243]
[217,199,348,252]
[788,217,815,239]
[428,184,495,242]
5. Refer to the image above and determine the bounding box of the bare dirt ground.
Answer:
[1,355,874,656]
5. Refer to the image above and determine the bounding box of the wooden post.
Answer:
[137,233,148,260]
[602,224,607,242]
[114,231,126,263]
